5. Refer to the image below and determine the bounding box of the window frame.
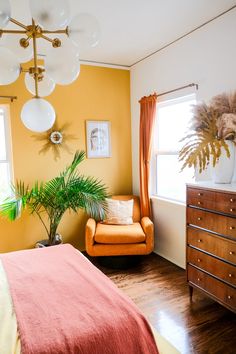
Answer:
[0,104,13,200]
[151,93,196,203]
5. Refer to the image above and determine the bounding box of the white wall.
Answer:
[131,9,236,268]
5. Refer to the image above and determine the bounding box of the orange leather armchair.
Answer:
[85,195,154,256]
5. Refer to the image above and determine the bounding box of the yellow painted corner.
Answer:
[0,65,132,252]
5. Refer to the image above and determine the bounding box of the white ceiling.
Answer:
[6,0,236,66]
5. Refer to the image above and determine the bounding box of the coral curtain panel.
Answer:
[139,93,157,218]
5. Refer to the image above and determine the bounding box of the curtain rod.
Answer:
[0,95,17,102]
[156,83,198,98]
[1,83,198,102]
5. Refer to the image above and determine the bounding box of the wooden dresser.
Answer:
[186,183,236,313]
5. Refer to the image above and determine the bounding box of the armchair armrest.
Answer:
[141,217,154,253]
[85,218,97,252]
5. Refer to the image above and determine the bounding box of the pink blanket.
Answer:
[1,244,159,354]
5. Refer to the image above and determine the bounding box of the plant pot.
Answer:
[35,234,63,248]
[212,141,235,184]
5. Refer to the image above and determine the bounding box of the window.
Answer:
[0,106,13,202]
[152,94,196,203]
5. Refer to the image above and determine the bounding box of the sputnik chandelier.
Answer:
[0,0,99,132]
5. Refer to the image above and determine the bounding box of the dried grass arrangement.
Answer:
[179,92,236,173]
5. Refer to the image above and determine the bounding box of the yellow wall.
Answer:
[0,65,132,253]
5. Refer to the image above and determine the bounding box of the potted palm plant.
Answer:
[0,150,108,247]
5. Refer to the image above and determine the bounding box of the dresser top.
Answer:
[187,181,236,193]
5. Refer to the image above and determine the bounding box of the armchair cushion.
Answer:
[111,195,140,222]
[94,222,146,244]
[103,198,133,225]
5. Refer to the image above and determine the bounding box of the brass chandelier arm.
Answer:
[38,34,61,48]
[41,34,54,43]
[32,19,39,98]
[0,29,27,34]
[20,34,33,48]
[42,27,69,36]
[10,17,28,30]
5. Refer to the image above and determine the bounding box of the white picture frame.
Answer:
[86,120,111,158]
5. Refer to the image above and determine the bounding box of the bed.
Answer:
[0,244,178,354]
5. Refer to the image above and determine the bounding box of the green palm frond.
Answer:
[63,150,86,177]
[65,175,108,219]
[0,198,22,221]
[0,151,109,244]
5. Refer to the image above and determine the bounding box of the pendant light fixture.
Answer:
[0,0,100,132]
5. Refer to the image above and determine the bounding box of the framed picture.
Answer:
[86,121,111,158]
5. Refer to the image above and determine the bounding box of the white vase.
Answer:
[212,141,235,184]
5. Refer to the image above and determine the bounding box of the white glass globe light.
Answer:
[68,13,100,48]
[21,98,56,132]
[0,47,20,85]
[0,0,11,28]
[4,34,33,63]
[45,41,80,85]
[29,0,70,30]
[25,71,55,97]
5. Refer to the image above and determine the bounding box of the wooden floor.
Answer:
[90,253,236,354]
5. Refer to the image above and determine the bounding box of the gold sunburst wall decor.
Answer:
[32,121,77,161]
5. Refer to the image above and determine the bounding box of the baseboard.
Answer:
[153,250,185,270]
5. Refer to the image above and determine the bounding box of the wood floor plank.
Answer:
[88,253,236,354]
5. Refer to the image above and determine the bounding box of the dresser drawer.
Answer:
[187,188,215,210]
[187,247,236,287]
[187,227,236,265]
[187,207,236,239]
[215,192,236,216]
[188,265,236,310]
[187,187,215,202]
[187,187,236,216]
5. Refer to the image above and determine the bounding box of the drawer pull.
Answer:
[230,208,234,212]
[230,198,234,202]
[197,201,202,205]
[198,193,202,196]
[227,295,232,300]
[197,278,201,282]
[229,226,235,230]
[229,273,232,278]
[197,217,202,221]
[197,258,201,263]
[197,239,202,243]
[229,251,234,255]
